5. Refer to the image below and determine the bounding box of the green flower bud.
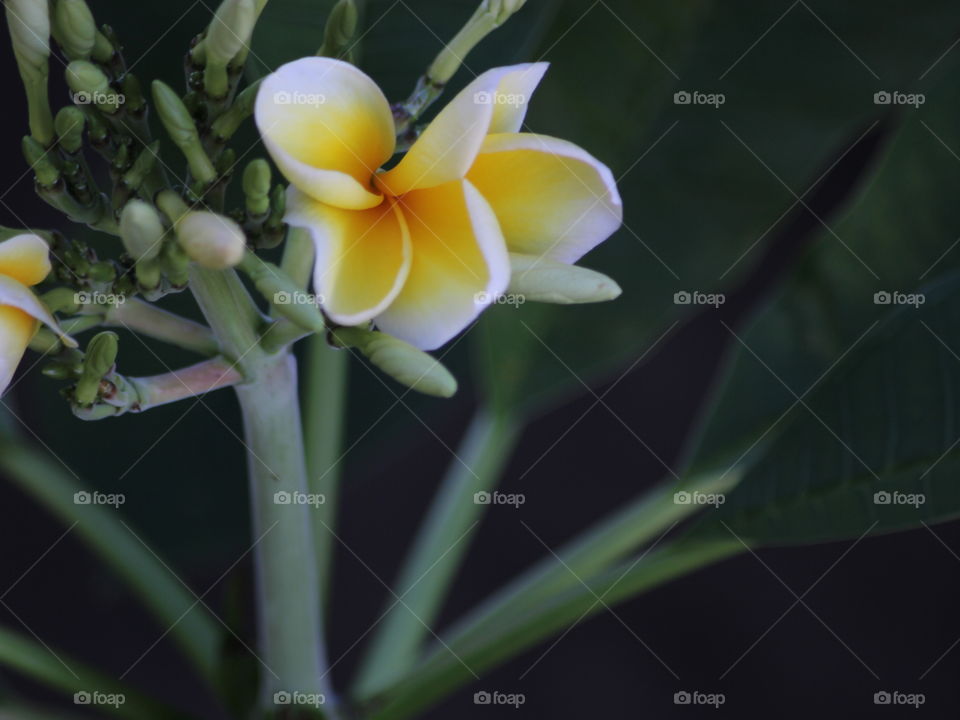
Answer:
[120,200,166,262]
[52,0,95,58]
[21,135,60,186]
[75,331,118,405]
[6,0,49,69]
[506,253,622,304]
[206,0,255,66]
[151,80,217,185]
[65,60,122,112]
[239,253,324,333]
[334,327,458,398]
[176,211,246,269]
[428,0,527,85]
[54,106,85,153]
[243,159,270,215]
[317,0,357,60]
[160,240,190,287]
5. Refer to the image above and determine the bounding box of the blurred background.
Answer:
[3,0,960,717]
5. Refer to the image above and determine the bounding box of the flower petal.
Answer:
[374,180,510,350]
[0,305,36,397]
[285,187,411,326]
[377,63,549,196]
[467,132,622,264]
[0,275,74,345]
[255,57,395,209]
[0,233,51,286]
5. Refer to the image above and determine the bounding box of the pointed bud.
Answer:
[52,0,95,58]
[334,327,458,398]
[428,0,527,84]
[317,0,357,60]
[120,200,166,262]
[206,0,255,66]
[21,135,59,186]
[176,211,246,269]
[506,253,621,304]
[65,60,122,112]
[7,0,54,145]
[151,80,217,185]
[54,106,85,153]
[238,253,324,332]
[75,331,118,405]
[243,159,270,215]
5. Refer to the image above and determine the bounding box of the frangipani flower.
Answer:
[0,233,74,396]
[255,57,622,349]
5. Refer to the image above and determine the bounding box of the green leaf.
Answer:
[475,0,960,415]
[695,272,960,543]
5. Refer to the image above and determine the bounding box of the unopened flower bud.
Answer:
[243,159,271,215]
[506,253,621,304]
[52,0,95,58]
[120,200,166,262]
[317,0,357,60]
[206,0,255,66]
[54,106,85,153]
[21,135,59,186]
[66,60,122,112]
[151,80,217,184]
[334,327,458,398]
[176,211,246,269]
[6,0,49,68]
[75,331,118,405]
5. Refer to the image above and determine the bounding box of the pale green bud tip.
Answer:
[54,106,84,152]
[53,0,95,58]
[85,331,118,375]
[326,0,357,43]
[65,59,119,109]
[120,200,166,262]
[337,328,458,398]
[6,0,50,68]
[177,211,246,269]
[507,253,621,304]
[243,159,271,212]
[206,0,256,66]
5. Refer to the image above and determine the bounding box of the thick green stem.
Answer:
[103,299,218,356]
[353,409,519,698]
[235,353,334,713]
[303,334,349,617]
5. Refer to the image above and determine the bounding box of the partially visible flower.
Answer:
[0,233,73,396]
[255,57,622,349]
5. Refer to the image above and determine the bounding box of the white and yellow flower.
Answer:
[0,233,73,396]
[255,57,622,349]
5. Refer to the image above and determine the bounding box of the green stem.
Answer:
[234,353,334,713]
[128,357,243,410]
[303,333,349,617]
[353,408,519,698]
[188,266,264,369]
[103,299,218,356]
[366,538,744,720]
